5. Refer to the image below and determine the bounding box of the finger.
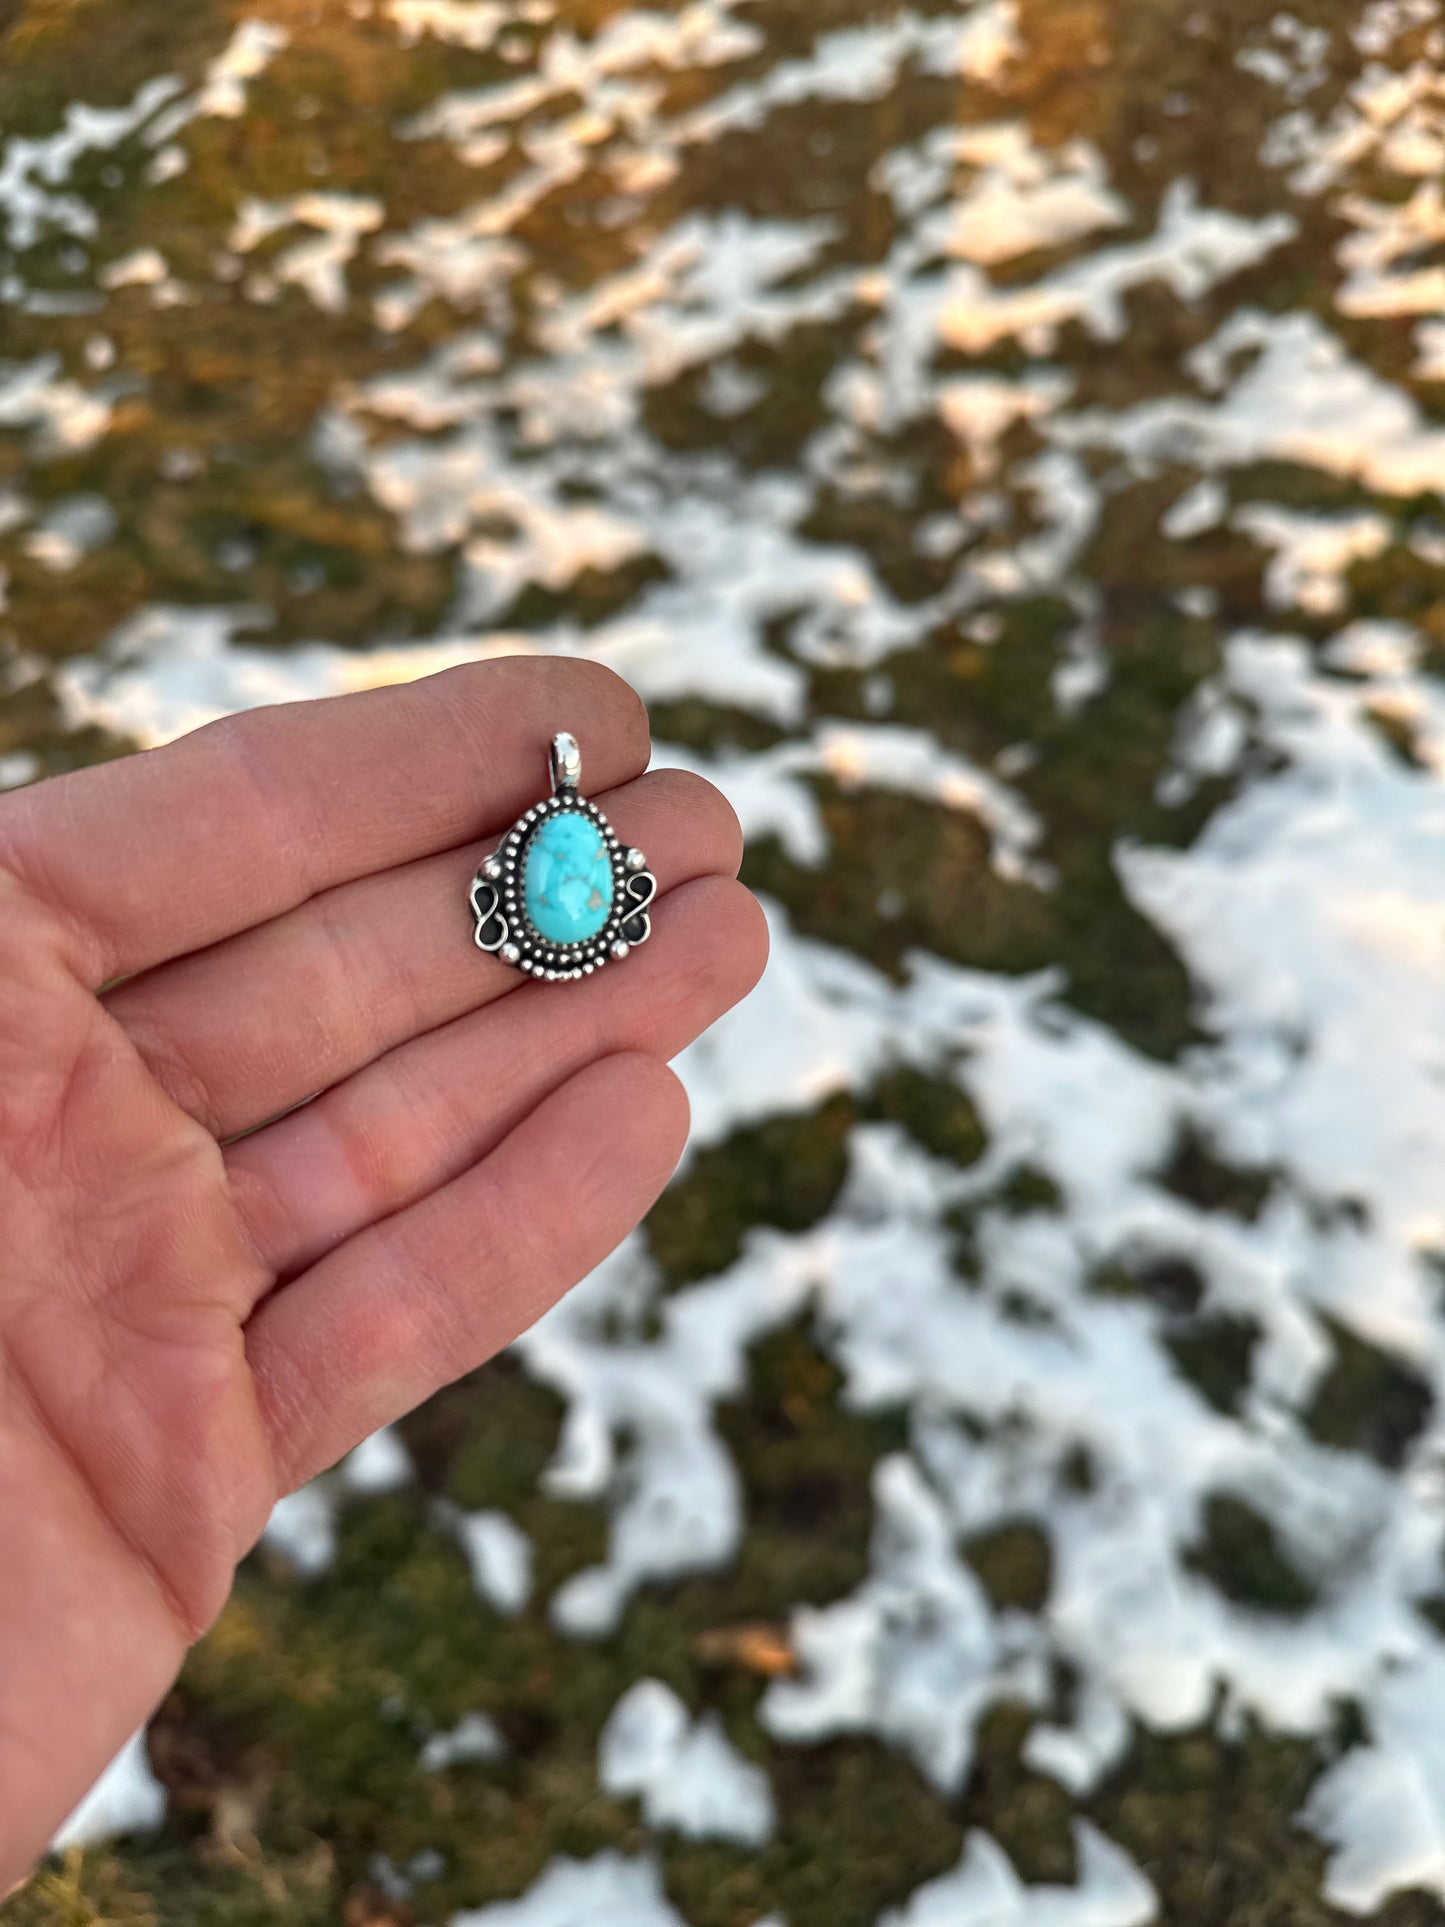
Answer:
[245,1052,689,1491]
[0,656,649,986]
[105,768,743,1140]
[229,876,766,1283]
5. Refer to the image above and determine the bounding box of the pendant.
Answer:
[469,732,657,980]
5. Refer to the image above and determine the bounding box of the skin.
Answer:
[0,655,768,1888]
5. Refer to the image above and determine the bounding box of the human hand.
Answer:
[0,658,765,1886]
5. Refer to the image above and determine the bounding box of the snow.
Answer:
[21,0,1445,1913]
[599,1680,775,1845]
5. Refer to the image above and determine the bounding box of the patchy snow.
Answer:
[764,1454,1024,1790]
[228,193,385,313]
[343,1426,414,1495]
[599,1679,775,1845]
[19,0,1445,1913]
[1230,507,1391,617]
[261,1479,339,1579]
[453,1852,690,1927]
[879,1824,1156,1927]
[1122,630,1445,1347]
[262,1427,416,1577]
[661,722,1051,885]
[56,604,534,744]
[190,20,290,122]
[0,77,184,253]
[23,494,117,573]
[50,1731,166,1852]
[454,1509,534,1615]
[1061,308,1445,499]
[421,1711,508,1770]
[1306,1644,1445,1914]
[0,359,111,457]
[387,0,509,53]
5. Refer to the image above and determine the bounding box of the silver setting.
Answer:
[470,733,657,980]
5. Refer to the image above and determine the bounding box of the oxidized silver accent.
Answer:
[470,731,658,981]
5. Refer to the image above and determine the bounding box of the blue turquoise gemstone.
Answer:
[523,809,614,944]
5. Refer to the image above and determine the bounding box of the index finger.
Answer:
[0,655,650,986]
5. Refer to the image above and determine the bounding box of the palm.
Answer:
[0,659,763,1886]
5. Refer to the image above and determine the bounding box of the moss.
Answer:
[498,554,673,635]
[741,787,1059,985]
[1303,1321,1434,1472]
[1363,703,1431,772]
[1166,1314,1263,1419]
[4,1854,161,1927]
[5,0,1432,1919]
[964,1523,1053,1614]
[864,1066,988,1170]
[712,1321,908,1615]
[645,316,873,476]
[961,1703,1081,1886]
[994,1163,1064,1216]
[646,1096,855,1290]
[398,1353,609,1601]
[1159,1128,1278,1222]
[0,0,221,136]
[0,0,484,678]
[759,588,1211,1061]
[1091,1252,1205,1316]
[1085,1723,1338,1927]
[1187,1495,1319,1618]
[688,1740,962,1927]
[644,698,791,759]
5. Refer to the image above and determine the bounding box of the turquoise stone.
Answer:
[523,809,614,944]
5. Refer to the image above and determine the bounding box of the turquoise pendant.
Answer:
[469,732,657,982]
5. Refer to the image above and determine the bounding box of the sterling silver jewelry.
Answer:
[469,732,657,981]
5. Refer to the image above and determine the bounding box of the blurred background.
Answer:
[5,0,1445,1920]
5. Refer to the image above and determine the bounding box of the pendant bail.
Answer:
[550,730,581,794]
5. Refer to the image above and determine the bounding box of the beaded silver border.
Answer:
[469,790,657,982]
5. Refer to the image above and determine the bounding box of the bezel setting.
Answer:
[470,786,657,981]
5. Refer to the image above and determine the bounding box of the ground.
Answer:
[5,0,1445,1920]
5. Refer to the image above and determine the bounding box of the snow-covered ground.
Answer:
[13,0,1445,1917]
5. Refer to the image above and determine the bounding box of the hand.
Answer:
[0,657,765,1886]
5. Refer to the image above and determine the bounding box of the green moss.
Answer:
[1166,1315,1263,1419]
[5,0,1433,1919]
[1086,1723,1336,1926]
[961,1703,1081,1886]
[1303,1321,1434,1472]
[398,1354,609,1601]
[964,1523,1053,1614]
[1159,1128,1278,1222]
[646,1097,855,1289]
[0,0,221,136]
[1091,1253,1205,1315]
[498,554,673,635]
[741,786,1059,984]
[712,1320,907,1616]
[684,1738,959,1927]
[1187,1495,1319,1618]
[994,1163,1064,1216]
[864,1067,988,1170]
